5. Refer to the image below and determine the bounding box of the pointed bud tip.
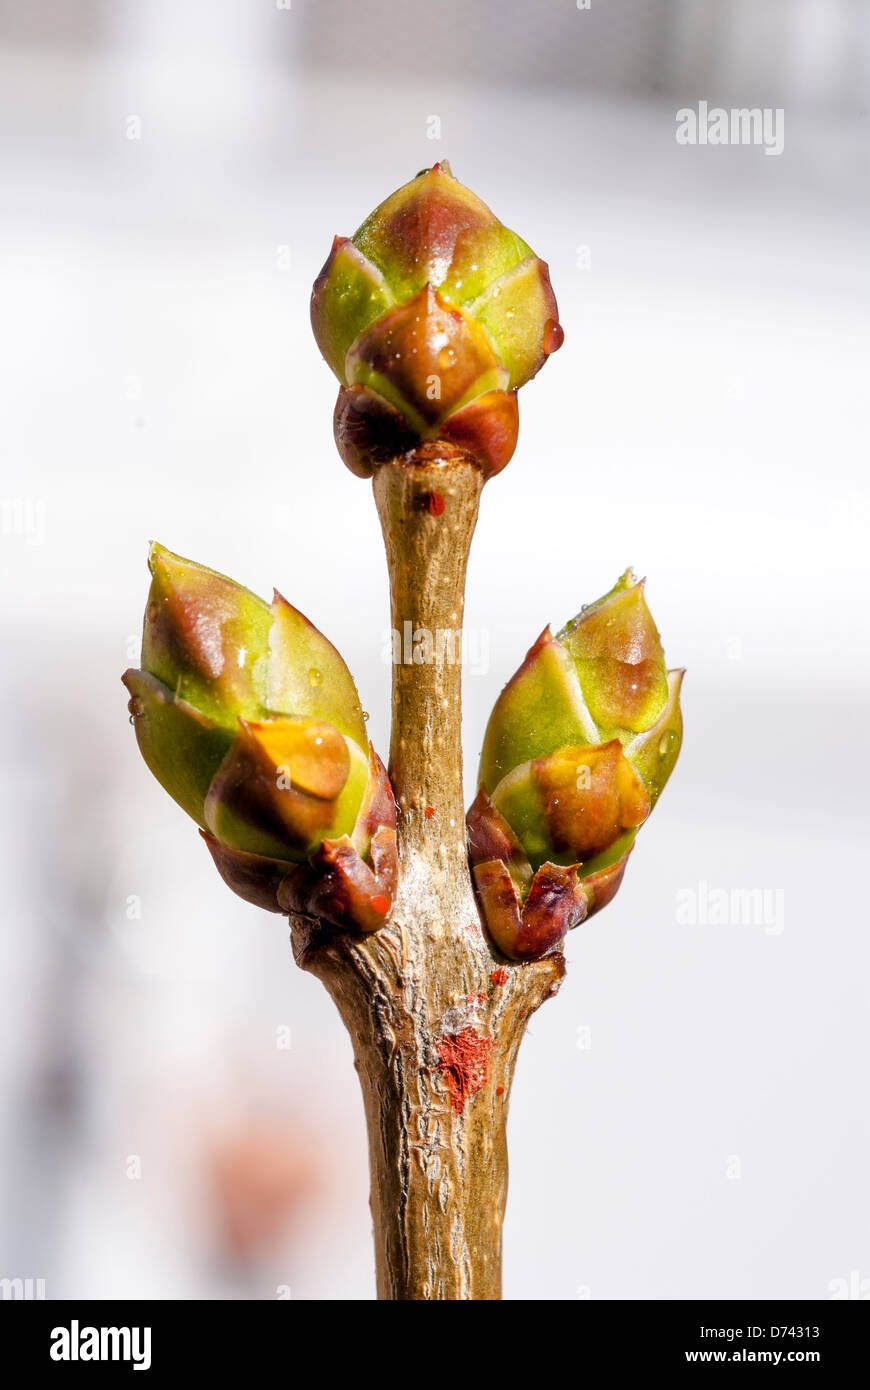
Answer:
[525,626,554,662]
[146,539,166,574]
[146,540,197,584]
[415,160,454,179]
[269,588,329,642]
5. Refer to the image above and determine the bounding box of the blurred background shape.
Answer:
[0,0,867,1299]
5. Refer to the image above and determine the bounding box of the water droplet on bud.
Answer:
[308,668,323,687]
[658,731,676,758]
[543,319,565,354]
[437,346,455,370]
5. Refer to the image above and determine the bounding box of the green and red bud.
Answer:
[468,571,683,960]
[311,161,562,479]
[123,544,396,932]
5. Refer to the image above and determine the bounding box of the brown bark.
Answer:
[290,448,563,1300]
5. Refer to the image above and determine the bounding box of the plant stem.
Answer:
[290,447,562,1300]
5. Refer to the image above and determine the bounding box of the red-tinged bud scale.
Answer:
[468,571,683,960]
[311,162,562,479]
[123,544,396,932]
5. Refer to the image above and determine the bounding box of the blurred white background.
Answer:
[1,0,868,1300]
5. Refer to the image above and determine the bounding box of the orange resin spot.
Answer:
[422,491,446,516]
[435,1027,492,1115]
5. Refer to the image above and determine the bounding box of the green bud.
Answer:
[142,542,271,724]
[123,545,396,931]
[311,161,562,479]
[557,570,669,736]
[468,572,683,960]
